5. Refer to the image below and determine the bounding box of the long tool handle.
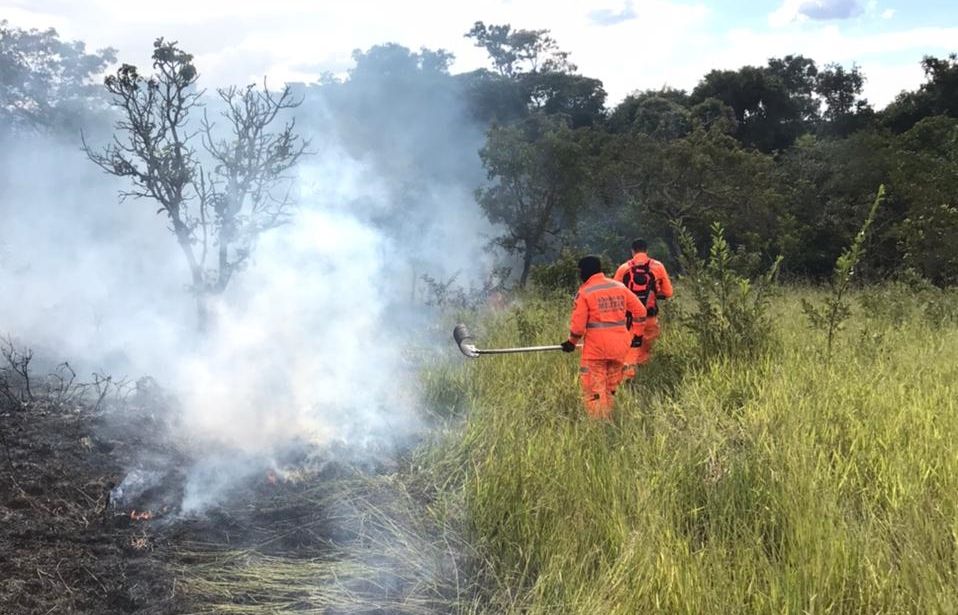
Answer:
[477,345,565,355]
[454,323,578,358]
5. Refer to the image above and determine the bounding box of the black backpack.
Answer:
[625,260,658,315]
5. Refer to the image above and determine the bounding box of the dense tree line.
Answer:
[0,20,115,136]
[461,23,958,286]
[2,20,956,288]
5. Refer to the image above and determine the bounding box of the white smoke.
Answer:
[174,150,421,456]
[0,55,490,515]
[0,131,191,372]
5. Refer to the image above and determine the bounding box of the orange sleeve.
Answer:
[568,291,589,343]
[613,262,629,283]
[653,261,673,299]
[625,288,646,337]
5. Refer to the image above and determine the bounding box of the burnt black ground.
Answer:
[0,398,183,614]
[0,386,464,614]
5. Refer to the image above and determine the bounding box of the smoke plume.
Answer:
[0,42,490,514]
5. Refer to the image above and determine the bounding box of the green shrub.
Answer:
[674,221,781,360]
[529,249,618,295]
[529,248,581,294]
[857,268,958,329]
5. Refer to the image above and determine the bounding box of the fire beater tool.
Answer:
[453,323,578,358]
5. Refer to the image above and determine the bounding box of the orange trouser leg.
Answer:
[624,317,661,380]
[580,360,624,420]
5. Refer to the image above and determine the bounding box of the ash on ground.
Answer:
[1,380,468,614]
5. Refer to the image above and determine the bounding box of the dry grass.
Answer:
[169,475,482,614]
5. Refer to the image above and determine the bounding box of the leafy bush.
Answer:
[858,270,958,329]
[529,249,617,294]
[901,203,958,286]
[675,221,781,360]
[528,248,581,294]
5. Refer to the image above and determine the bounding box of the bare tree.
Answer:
[0,335,33,405]
[83,39,307,329]
[199,83,305,294]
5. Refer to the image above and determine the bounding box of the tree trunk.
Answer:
[195,293,210,334]
[519,250,534,288]
[171,222,213,333]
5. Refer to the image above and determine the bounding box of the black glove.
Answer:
[631,335,643,348]
[560,340,576,353]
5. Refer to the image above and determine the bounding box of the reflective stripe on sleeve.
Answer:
[585,320,627,329]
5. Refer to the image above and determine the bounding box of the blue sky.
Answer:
[3,0,956,108]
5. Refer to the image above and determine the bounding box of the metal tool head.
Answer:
[453,323,480,358]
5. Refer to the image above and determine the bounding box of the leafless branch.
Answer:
[48,362,87,408]
[84,42,308,328]
[200,80,309,294]
[1,335,34,404]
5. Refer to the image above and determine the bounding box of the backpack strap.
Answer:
[628,258,656,306]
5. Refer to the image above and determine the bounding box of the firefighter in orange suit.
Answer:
[613,238,673,380]
[561,256,646,419]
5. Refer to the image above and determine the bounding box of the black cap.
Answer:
[578,255,602,282]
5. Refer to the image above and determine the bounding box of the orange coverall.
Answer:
[614,253,673,379]
[567,273,646,419]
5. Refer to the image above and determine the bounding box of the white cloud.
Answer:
[2,0,714,103]
[589,0,639,26]
[861,61,924,106]
[770,0,867,27]
[801,0,864,20]
[678,23,958,107]
[0,4,70,33]
[0,0,951,108]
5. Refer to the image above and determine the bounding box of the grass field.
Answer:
[5,282,955,613]
[420,283,958,613]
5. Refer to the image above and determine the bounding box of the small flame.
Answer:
[266,471,278,485]
[130,510,152,521]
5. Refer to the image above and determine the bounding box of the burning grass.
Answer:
[0,360,477,614]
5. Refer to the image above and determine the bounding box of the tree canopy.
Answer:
[2,16,957,287]
[0,20,115,134]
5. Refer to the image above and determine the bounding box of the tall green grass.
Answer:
[424,286,958,613]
